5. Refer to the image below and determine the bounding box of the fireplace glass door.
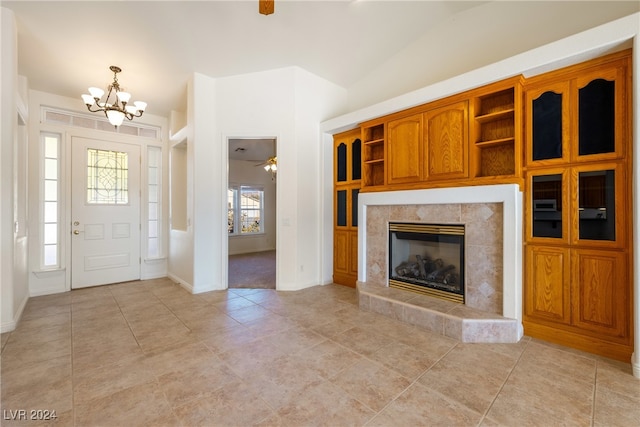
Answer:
[389,223,465,303]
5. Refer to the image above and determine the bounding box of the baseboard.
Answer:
[0,293,29,333]
[167,272,193,293]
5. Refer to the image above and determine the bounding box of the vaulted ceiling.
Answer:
[3,0,486,118]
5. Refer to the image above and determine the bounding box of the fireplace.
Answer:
[389,222,465,303]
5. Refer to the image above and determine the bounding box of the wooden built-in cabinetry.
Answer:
[334,50,633,361]
[333,129,361,287]
[360,76,522,192]
[522,51,632,361]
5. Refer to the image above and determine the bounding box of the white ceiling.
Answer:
[3,0,486,118]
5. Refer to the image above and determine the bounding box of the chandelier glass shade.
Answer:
[81,66,146,127]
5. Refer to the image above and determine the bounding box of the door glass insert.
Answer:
[532,174,563,238]
[87,149,129,204]
[532,91,563,161]
[579,79,615,156]
[579,170,615,241]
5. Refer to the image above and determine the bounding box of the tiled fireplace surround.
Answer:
[357,184,524,343]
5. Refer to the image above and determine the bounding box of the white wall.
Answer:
[321,12,640,377]
[348,1,640,112]
[178,67,347,292]
[228,159,277,255]
[0,8,29,332]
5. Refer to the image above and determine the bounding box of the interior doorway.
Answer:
[227,138,277,289]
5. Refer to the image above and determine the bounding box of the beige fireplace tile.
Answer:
[443,316,462,340]
[405,294,457,314]
[358,292,370,310]
[465,244,502,313]
[459,319,519,343]
[414,204,462,223]
[461,203,503,247]
[369,297,403,321]
[403,305,444,334]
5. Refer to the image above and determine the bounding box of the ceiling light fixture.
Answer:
[81,65,147,128]
[263,156,277,179]
[259,0,274,15]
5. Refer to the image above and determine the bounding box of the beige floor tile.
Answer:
[196,323,260,354]
[485,381,592,426]
[297,339,362,380]
[331,326,395,357]
[157,359,240,407]
[275,379,375,426]
[417,344,517,414]
[226,304,275,324]
[369,382,483,427]
[247,354,326,410]
[14,313,70,333]
[172,380,276,427]
[218,337,287,379]
[369,340,436,380]
[1,356,73,419]
[594,386,640,426]
[1,335,71,369]
[73,353,157,404]
[3,281,639,427]
[74,381,175,427]
[1,332,10,352]
[265,327,325,355]
[330,358,411,412]
[143,341,221,376]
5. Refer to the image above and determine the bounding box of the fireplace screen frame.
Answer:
[388,222,465,303]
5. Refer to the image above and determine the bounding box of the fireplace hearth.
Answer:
[389,222,465,303]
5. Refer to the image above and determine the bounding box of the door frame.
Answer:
[223,133,280,290]
[63,129,147,292]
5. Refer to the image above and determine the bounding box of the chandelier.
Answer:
[81,65,147,128]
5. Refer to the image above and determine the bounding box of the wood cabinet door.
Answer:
[424,101,468,180]
[387,113,423,184]
[525,245,571,325]
[571,248,629,341]
[349,231,358,278]
[333,229,350,276]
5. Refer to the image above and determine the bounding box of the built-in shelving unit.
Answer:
[361,123,385,187]
[471,81,521,179]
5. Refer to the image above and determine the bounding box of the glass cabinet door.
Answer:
[578,79,615,156]
[531,173,566,240]
[571,163,625,247]
[336,143,347,182]
[351,139,361,181]
[526,81,570,166]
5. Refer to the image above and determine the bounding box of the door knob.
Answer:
[73,230,80,235]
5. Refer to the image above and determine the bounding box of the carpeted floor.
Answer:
[228,250,276,289]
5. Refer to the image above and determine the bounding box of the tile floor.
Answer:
[1,278,639,426]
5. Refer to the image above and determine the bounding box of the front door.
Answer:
[71,137,141,288]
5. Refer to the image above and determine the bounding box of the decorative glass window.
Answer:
[42,133,60,268]
[86,149,129,204]
[147,146,162,257]
[228,185,264,235]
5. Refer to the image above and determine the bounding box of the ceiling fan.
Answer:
[259,0,274,15]
[254,138,277,178]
